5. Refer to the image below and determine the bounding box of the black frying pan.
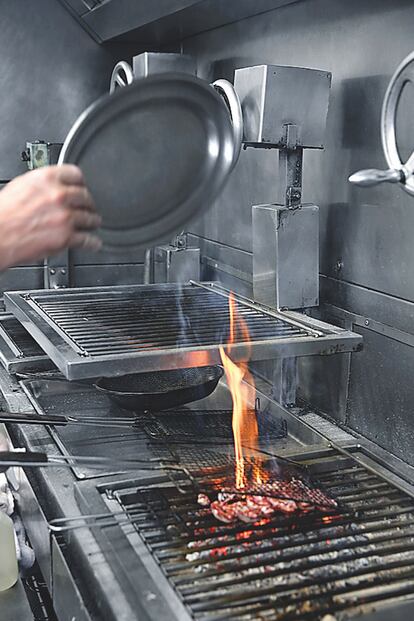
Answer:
[93,366,224,412]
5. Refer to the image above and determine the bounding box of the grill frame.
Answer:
[73,445,414,621]
[0,313,53,373]
[4,282,362,380]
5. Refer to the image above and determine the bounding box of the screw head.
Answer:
[50,268,56,275]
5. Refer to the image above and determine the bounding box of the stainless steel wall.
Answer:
[182,0,414,463]
[0,0,144,290]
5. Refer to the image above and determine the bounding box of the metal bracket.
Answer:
[172,234,187,249]
[44,251,70,289]
[276,125,303,208]
[21,141,63,171]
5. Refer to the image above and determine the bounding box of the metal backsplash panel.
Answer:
[346,326,414,466]
[182,0,414,463]
[184,0,414,301]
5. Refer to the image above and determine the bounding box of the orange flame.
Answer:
[219,293,261,489]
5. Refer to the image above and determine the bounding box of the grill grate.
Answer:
[108,450,414,620]
[136,407,287,443]
[135,405,288,473]
[24,289,310,353]
[0,317,45,357]
[5,283,362,379]
[0,315,52,373]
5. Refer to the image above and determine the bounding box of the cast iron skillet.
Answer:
[93,366,224,412]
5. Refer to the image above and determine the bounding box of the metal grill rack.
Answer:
[101,448,414,621]
[21,376,289,478]
[142,407,289,475]
[0,315,53,373]
[4,282,362,380]
[135,406,287,444]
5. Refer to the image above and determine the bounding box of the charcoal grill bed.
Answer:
[4,282,362,380]
[74,445,414,621]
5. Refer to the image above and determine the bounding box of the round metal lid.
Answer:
[59,73,235,248]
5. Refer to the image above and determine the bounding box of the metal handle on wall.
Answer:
[109,68,243,170]
[381,50,414,196]
[212,79,243,170]
[110,61,134,93]
[349,50,414,195]
[349,168,404,187]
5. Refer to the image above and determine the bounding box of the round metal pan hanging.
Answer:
[59,73,236,249]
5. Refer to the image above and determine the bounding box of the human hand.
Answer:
[0,164,101,270]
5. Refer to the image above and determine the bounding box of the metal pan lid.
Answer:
[59,73,235,249]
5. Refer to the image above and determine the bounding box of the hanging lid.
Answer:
[59,73,235,248]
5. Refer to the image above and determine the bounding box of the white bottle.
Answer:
[0,512,18,591]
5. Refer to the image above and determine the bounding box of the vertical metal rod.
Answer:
[144,248,153,285]
[275,124,303,208]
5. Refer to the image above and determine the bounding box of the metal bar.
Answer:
[190,281,323,336]
[49,313,297,328]
[60,324,302,342]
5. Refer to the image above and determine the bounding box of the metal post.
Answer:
[275,124,303,208]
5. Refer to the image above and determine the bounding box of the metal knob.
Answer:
[349,168,404,187]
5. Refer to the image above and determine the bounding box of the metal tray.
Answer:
[59,73,235,249]
[4,282,362,381]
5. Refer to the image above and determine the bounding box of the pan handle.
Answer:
[0,411,68,426]
[0,450,48,464]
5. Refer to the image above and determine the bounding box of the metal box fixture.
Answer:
[153,246,200,283]
[132,52,196,79]
[234,64,331,148]
[4,282,362,380]
[253,204,319,309]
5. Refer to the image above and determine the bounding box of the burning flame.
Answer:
[219,293,262,489]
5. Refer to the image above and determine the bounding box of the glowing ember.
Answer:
[219,292,262,489]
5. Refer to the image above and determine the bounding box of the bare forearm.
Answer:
[0,165,101,270]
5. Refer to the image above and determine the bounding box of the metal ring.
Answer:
[109,61,134,94]
[381,50,414,196]
[212,79,243,169]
